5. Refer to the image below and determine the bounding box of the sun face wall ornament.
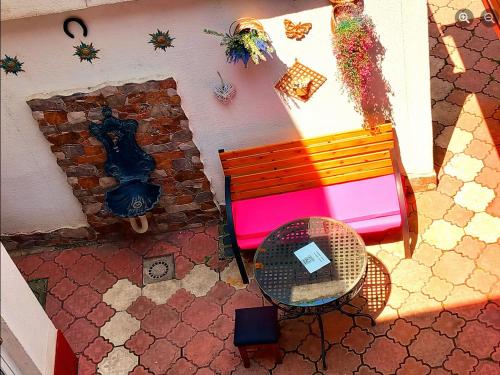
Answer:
[1,55,24,75]
[74,42,100,63]
[284,19,312,40]
[149,29,175,51]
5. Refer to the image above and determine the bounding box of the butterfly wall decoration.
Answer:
[283,19,312,41]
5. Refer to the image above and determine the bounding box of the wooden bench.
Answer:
[218,123,409,283]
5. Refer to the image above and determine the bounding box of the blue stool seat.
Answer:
[234,306,278,346]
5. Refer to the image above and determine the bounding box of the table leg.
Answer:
[316,313,327,370]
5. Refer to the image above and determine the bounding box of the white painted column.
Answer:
[0,244,57,375]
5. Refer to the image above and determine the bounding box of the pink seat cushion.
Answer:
[232,174,402,249]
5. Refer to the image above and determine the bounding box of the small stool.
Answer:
[234,306,282,368]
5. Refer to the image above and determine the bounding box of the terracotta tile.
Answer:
[83,336,113,364]
[432,77,454,101]
[457,321,500,359]
[278,319,310,351]
[184,331,223,367]
[321,310,355,344]
[455,112,482,132]
[472,361,500,374]
[274,352,317,375]
[432,101,462,126]
[433,252,475,285]
[432,311,466,338]
[78,355,97,375]
[67,255,104,286]
[166,358,197,375]
[181,232,217,264]
[232,362,269,374]
[45,293,62,318]
[341,326,374,355]
[455,236,486,260]
[443,204,474,227]
[104,248,142,280]
[444,348,479,375]
[14,254,43,276]
[64,318,99,354]
[174,255,194,279]
[62,285,101,319]
[456,69,489,93]
[475,166,500,189]
[409,328,454,367]
[166,288,196,313]
[413,243,443,267]
[466,269,496,294]
[294,334,322,361]
[416,191,455,220]
[51,308,75,332]
[127,296,156,320]
[222,289,263,318]
[364,337,407,374]
[391,259,432,293]
[182,297,221,330]
[478,302,500,330]
[166,321,196,347]
[387,319,420,346]
[492,345,500,362]
[51,277,78,301]
[396,357,431,375]
[142,339,180,373]
[166,230,194,249]
[445,88,470,106]
[129,365,153,375]
[208,314,234,340]
[210,349,241,375]
[478,243,500,278]
[482,39,500,60]
[125,329,155,356]
[423,276,454,302]
[444,285,487,320]
[466,139,494,160]
[141,304,180,338]
[90,270,117,294]
[30,261,65,289]
[54,250,81,269]
[87,301,115,328]
[387,285,410,310]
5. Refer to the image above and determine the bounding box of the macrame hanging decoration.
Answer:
[213,71,236,104]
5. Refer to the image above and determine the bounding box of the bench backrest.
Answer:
[219,123,396,201]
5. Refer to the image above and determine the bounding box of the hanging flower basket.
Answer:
[331,5,376,115]
[204,17,274,67]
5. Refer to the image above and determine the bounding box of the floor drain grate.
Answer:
[143,255,175,284]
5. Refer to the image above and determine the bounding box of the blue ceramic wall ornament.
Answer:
[149,29,175,51]
[89,107,161,230]
[74,42,99,62]
[1,55,24,75]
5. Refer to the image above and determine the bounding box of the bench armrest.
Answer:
[391,150,411,258]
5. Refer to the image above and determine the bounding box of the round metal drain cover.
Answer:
[148,260,170,279]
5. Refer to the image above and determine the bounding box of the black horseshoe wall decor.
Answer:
[63,17,88,39]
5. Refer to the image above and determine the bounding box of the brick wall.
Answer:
[5,78,220,250]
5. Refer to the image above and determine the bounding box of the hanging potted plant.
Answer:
[331,4,377,123]
[204,18,274,67]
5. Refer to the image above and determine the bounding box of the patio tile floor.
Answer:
[10,1,500,374]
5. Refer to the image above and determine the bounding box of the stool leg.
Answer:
[238,347,251,368]
[273,344,282,364]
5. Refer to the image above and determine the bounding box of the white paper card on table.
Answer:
[294,242,331,273]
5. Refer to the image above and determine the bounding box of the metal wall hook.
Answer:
[64,17,88,39]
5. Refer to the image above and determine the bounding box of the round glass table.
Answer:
[254,217,375,369]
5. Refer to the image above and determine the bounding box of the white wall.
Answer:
[0,244,57,374]
[0,0,433,234]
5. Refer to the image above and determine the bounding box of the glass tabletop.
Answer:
[254,217,367,307]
